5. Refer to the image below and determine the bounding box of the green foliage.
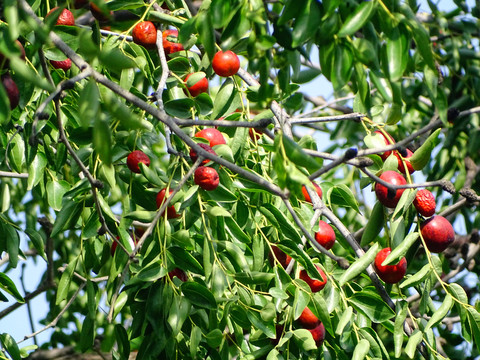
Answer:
[0,1,479,360]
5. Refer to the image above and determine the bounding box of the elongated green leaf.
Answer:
[382,232,419,266]
[349,290,395,323]
[424,294,453,331]
[46,180,70,211]
[212,78,241,120]
[405,330,423,359]
[196,11,215,61]
[339,243,379,286]
[78,80,99,128]
[386,26,409,81]
[260,204,301,243]
[331,43,354,90]
[400,263,430,289]
[27,152,47,190]
[0,273,24,303]
[328,184,361,213]
[0,221,19,268]
[0,333,21,360]
[114,324,130,360]
[168,246,204,275]
[394,301,408,358]
[335,306,353,335]
[281,134,321,172]
[291,0,321,48]
[338,1,376,37]
[292,329,317,351]
[56,255,79,305]
[25,229,46,260]
[352,339,370,360]
[311,294,333,336]
[79,316,95,352]
[409,128,441,170]
[360,202,385,246]
[181,282,216,310]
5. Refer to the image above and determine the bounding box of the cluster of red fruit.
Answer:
[372,131,455,284]
[131,20,241,96]
[268,182,333,346]
[125,129,226,219]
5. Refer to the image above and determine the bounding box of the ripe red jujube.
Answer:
[374,247,407,284]
[156,188,180,219]
[132,21,157,49]
[420,215,455,253]
[301,182,322,203]
[189,143,216,165]
[184,73,209,97]
[299,265,327,292]
[194,128,226,147]
[314,220,335,250]
[375,171,407,208]
[194,166,219,191]
[413,189,436,217]
[127,150,150,174]
[212,50,240,77]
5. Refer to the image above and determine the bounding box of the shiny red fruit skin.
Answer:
[194,166,219,191]
[299,265,327,292]
[298,307,320,329]
[308,322,325,346]
[127,150,150,173]
[395,148,415,174]
[162,29,184,55]
[414,189,436,217]
[50,58,72,71]
[189,143,216,165]
[184,73,208,97]
[421,215,455,253]
[46,7,75,26]
[212,50,240,77]
[301,182,322,203]
[375,171,407,208]
[156,188,180,219]
[132,21,157,49]
[195,128,226,147]
[374,130,395,161]
[374,247,407,284]
[269,245,292,268]
[314,220,335,250]
[168,268,187,282]
[1,73,19,109]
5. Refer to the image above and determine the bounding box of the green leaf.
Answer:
[382,232,419,266]
[168,246,204,275]
[292,329,318,351]
[0,78,11,124]
[167,295,190,336]
[259,203,302,243]
[338,1,376,37]
[281,134,321,172]
[352,339,370,360]
[78,80,99,128]
[424,294,453,331]
[0,221,20,268]
[79,316,95,352]
[206,329,223,348]
[27,152,47,190]
[56,255,79,305]
[9,57,55,92]
[0,333,21,360]
[196,10,215,61]
[331,42,354,90]
[349,290,395,323]
[114,324,130,360]
[235,272,275,285]
[206,206,231,218]
[93,117,112,165]
[25,229,46,260]
[339,243,379,286]
[225,217,250,243]
[181,282,216,310]
[409,128,441,170]
[394,301,408,358]
[327,184,361,213]
[360,202,385,246]
[211,78,241,120]
[335,306,353,335]
[405,330,423,359]
[46,180,70,211]
[291,0,322,48]
[400,263,430,289]
[0,273,24,303]
[51,200,83,237]
[386,26,409,81]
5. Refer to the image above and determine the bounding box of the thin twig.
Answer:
[290,113,364,124]
[0,171,28,178]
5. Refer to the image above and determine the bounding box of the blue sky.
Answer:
[0,0,474,352]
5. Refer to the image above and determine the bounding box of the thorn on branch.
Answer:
[356,157,374,168]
